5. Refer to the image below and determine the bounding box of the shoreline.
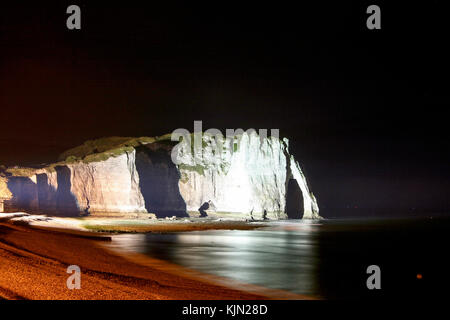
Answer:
[0,212,268,234]
[0,213,313,300]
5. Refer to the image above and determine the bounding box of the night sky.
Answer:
[0,1,449,217]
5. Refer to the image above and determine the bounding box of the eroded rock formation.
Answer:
[0,132,320,219]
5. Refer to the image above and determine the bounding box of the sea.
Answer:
[109,217,450,299]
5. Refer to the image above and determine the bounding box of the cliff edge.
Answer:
[0,132,320,219]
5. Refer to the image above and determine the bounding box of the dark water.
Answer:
[111,218,450,299]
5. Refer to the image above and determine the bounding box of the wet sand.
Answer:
[0,221,267,300]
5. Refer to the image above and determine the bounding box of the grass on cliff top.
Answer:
[58,134,174,163]
[58,137,151,161]
[4,167,37,177]
[2,135,175,178]
[55,132,246,167]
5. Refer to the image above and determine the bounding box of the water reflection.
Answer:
[109,218,450,299]
[111,220,321,297]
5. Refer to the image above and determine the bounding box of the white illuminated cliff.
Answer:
[0,133,320,219]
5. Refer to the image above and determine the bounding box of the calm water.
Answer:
[109,218,450,299]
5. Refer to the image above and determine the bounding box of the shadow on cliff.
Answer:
[286,178,304,219]
[53,166,80,216]
[135,144,188,218]
[5,176,38,213]
[5,166,80,217]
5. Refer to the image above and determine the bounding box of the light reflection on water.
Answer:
[109,218,450,299]
[110,220,321,296]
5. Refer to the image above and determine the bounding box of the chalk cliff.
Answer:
[0,133,320,219]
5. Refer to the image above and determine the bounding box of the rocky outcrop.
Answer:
[175,132,320,219]
[0,133,320,219]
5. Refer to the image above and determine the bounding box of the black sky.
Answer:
[0,1,449,216]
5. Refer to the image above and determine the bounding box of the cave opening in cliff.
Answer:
[286,179,304,219]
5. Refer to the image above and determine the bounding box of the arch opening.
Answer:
[286,178,304,219]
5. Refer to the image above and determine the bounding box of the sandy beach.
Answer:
[0,219,272,300]
[0,213,314,300]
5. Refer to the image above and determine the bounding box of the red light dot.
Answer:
[417,274,423,279]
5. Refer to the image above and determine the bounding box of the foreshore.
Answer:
[0,214,311,300]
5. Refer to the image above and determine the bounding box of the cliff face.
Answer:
[0,133,320,219]
[175,133,320,219]
[2,152,145,215]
